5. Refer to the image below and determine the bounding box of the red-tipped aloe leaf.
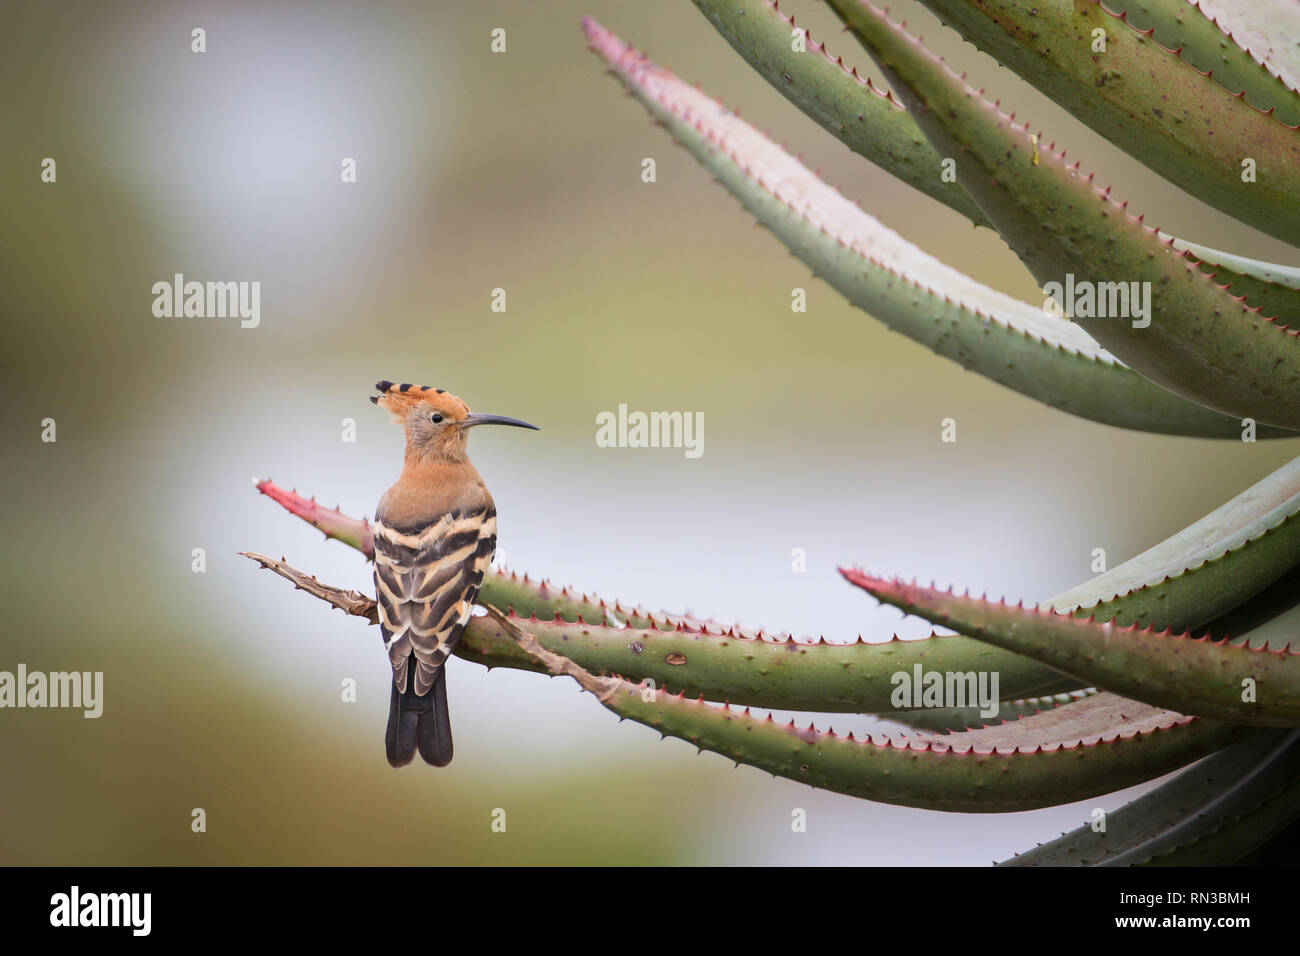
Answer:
[241,548,1075,711]
[842,571,1300,726]
[253,460,1300,710]
[253,479,660,628]
[253,477,373,555]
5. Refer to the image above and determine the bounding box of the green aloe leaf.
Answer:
[242,545,1074,710]
[1102,1,1300,119]
[827,0,1300,428]
[1045,454,1300,628]
[1176,0,1300,92]
[252,458,1300,712]
[842,571,1300,726]
[463,614,1083,711]
[584,15,1294,437]
[1000,727,1300,865]
[690,0,992,225]
[484,606,1244,812]
[1167,235,1300,328]
[240,550,1243,811]
[1137,753,1300,863]
[597,683,1243,812]
[1202,564,1300,647]
[691,0,1300,326]
[910,0,1300,247]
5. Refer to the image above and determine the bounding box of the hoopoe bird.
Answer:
[370,381,538,767]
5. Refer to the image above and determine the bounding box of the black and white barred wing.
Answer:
[373,506,497,696]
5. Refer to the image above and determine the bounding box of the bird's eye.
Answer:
[430,413,444,423]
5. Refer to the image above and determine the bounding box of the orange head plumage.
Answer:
[371,381,538,463]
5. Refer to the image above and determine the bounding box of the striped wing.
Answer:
[373,505,497,696]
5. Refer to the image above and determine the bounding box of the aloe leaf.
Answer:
[1191,0,1300,92]
[468,615,1082,711]
[1047,455,1300,628]
[690,0,992,225]
[602,685,1242,812]
[242,547,1073,710]
[1000,727,1296,865]
[842,571,1300,726]
[250,476,804,633]
[253,478,656,628]
[827,0,1300,428]
[484,606,1243,812]
[1136,743,1300,864]
[252,461,1300,711]
[910,0,1300,247]
[1203,564,1300,648]
[1102,1,1300,119]
[252,477,374,555]
[239,550,1239,810]
[1166,235,1300,327]
[692,0,1300,326]
[880,688,1097,732]
[584,16,1294,438]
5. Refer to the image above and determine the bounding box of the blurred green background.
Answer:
[3,0,1296,865]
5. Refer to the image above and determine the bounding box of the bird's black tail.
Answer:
[385,668,453,768]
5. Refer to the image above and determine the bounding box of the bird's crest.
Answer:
[370,381,470,423]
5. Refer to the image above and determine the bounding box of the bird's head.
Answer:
[371,381,538,462]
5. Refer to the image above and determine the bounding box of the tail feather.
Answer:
[385,667,453,768]
[385,682,418,768]
[417,669,453,767]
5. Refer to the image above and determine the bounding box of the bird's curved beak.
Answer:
[459,414,540,431]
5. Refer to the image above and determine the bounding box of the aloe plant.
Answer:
[244,0,1300,864]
